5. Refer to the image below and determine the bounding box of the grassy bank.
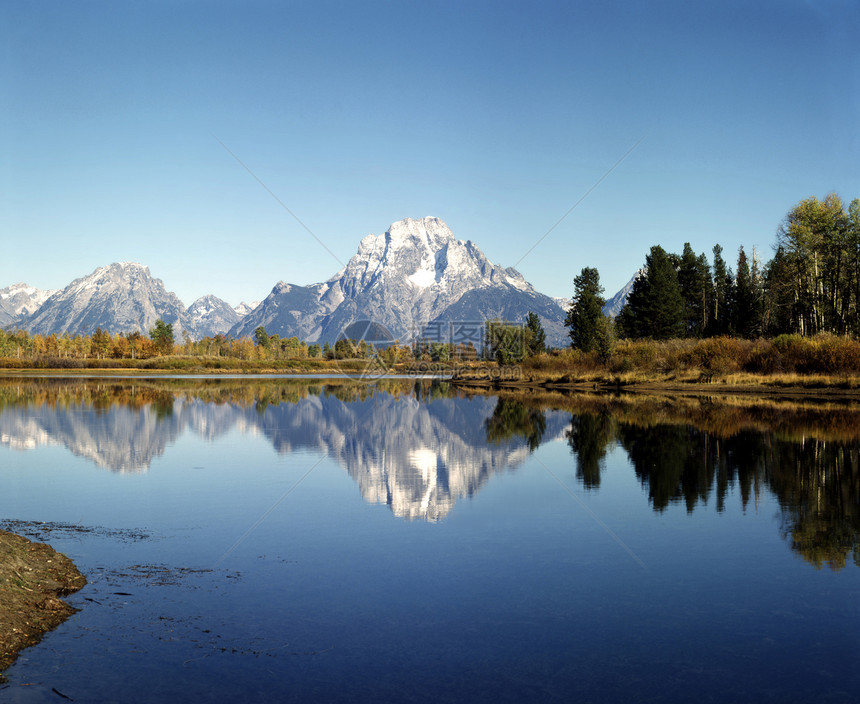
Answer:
[3,334,860,393]
[454,334,860,392]
[0,531,86,678]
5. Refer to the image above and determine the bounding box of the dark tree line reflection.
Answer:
[562,405,859,571]
[485,398,546,451]
[477,390,860,570]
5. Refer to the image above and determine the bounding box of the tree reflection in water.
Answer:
[552,392,860,571]
[2,377,859,569]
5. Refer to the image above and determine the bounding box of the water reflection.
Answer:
[547,390,860,571]
[0,379,568,521]
[2,378,859,569]
[566,411,614,489]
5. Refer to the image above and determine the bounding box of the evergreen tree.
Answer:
[254,326,270,348]
[617,246,684,340]
[710,244,733,335]
[677,243,712,337]
[616,270,648,339]
[524,312,547,355]
[733,246,758,338]
[566,267,607,352]
[644,246,685,339]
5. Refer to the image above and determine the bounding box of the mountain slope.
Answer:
[603,270,641,318]
[185,295,241,339]
[231,282,329,342]
[0,283,57,328]
[232,217,569,346]
[25,263,186,337]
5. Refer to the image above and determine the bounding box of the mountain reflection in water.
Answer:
[1,378,858,569]
[0,378,568,521]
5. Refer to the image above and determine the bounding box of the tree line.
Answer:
[566,193,860,350]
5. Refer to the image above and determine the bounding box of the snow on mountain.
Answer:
[0,283,58,328]
[24,262,187,337]
[232,216,570,346]
[234,301,260,317]
[7,217,630,346]
[603,270,642,318]
[185,295,241,339]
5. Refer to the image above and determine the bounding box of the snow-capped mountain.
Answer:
[185,295,241,339]
[7,218,635,344]
[0,283,57,328]
[24,263,187,337]
[234,301,260,317]
[602,270,641,318]
[232,216,569,346]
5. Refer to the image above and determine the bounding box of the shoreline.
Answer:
[1,366,860,399]
[450,376,860,401]
[0,530,86,679]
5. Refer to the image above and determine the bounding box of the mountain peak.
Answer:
[231,216,569,345]
[25,262,185,337]
[0,282,58,327]
[386,217,453,247]
[101,262,149,275]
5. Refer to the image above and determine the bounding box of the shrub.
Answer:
[744,340,782,374]
[771,334,814,372]
[808,334,860,374]
[609,340,657,372]
[681,337,748,374]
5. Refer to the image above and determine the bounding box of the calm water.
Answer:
[0,377,858,703]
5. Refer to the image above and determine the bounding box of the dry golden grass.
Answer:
[511,335,860,390]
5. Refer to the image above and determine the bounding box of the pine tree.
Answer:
[618,246,684,340]
[524,312,547,355]
[566,267,607,352]
[733,247,757,338]
[677,243,712,337]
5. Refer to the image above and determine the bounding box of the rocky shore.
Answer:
[0,530,86,677]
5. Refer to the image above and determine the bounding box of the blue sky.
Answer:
[2,0,858,307]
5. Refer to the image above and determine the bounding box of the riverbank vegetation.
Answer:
[525,193,860,387]
[513,333,860,388]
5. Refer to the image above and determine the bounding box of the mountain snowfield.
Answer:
[3,217,633,345]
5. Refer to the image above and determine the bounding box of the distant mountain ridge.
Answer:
[0,283,57,328]
[10,263,247,340]
[25,263,187,338]
[4,217,635,344]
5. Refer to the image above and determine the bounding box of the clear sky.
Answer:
[2,0,858,307]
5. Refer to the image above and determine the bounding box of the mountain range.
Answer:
[2,217,632,345]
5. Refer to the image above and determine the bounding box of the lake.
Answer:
[1,376,858,703]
